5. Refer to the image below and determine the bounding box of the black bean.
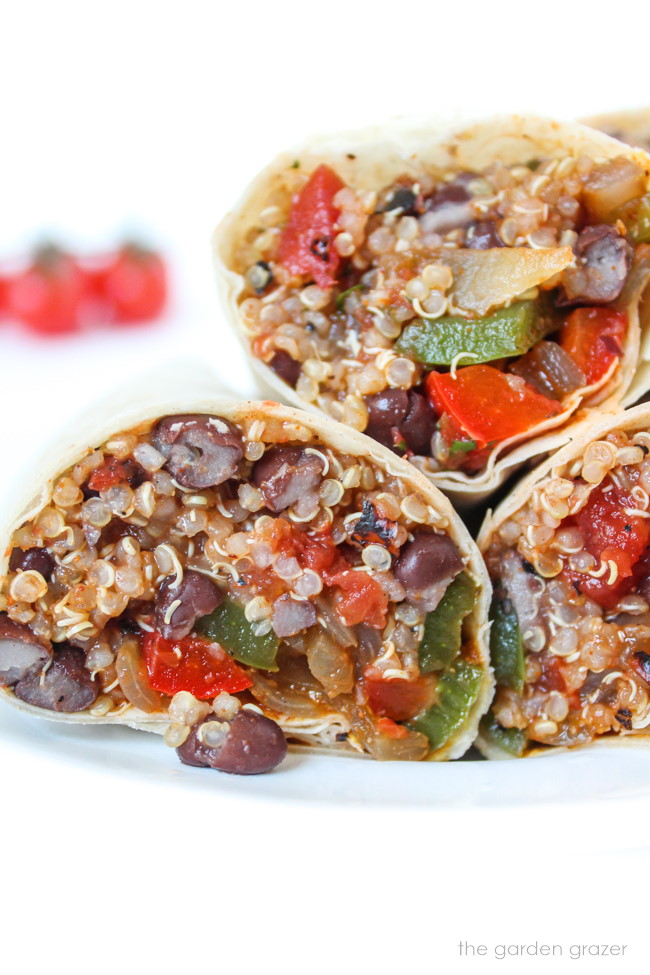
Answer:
[177,709,287,775]
[268,350,301,388]
[8,547,55,580]
[364,389,409,450]
[252,445,324,512]
[364,389,435,456]
[466,220,503,249]
[400,392,437,456]
[0,614,51,686]
[152,414,244,489]
[155,569,223,640]
[395,532,463,593]
[14,645,98,712]
[561,225,632,304]
[380,187,417,214]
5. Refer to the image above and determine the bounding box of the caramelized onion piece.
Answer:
[510,341,586,400]
[444,247,574,316]
[115,637,165,713]
[306,629,354,698]
[583,157,646,221]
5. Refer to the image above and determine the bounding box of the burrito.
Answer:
[584,108,650,154]
[478,402,650,758]
[0,390,491,773]
[214,115,650,501]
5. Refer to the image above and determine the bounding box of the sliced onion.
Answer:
[315,597,358,648]
[445,246,574,316]
[583,157,646,221]
[115,637,165,713]
[510,341,586,400]
[306,629,354,698]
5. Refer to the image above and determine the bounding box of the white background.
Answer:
[2,2,650,972]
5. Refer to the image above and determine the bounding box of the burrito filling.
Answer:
[0,412,482,772]
[234,154,650,476]
[483,426,650,754]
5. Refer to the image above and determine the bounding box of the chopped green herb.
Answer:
[291,160,300,169]
[450,439,477,454]
[336,283,364,310]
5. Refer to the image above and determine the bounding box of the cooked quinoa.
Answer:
[0,409,485,772]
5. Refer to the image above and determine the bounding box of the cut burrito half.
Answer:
[214,114,650,502]
[478,402,650,758]
[0,384,491,774]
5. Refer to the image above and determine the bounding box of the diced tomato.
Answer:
[561,475,650,608]
[559,307,627,385]
[326,569,388,629]
[426,365,563,448]
[534,655,566,694]
[87,457,129,491]
[142,631,253,700]
[277,164,345,289]
[365,674,435,721]
[376,717,409,739]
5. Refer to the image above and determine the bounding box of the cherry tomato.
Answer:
[365,675,435,721]
[6,245,87,335]
[87,457,130,492]
[426,365,563,448]
[560,307,627,385]
[277,164,345,289]
[326,569,388,628]
[561,474,650,607]
[97,243,167,324]
[142,631,252,699]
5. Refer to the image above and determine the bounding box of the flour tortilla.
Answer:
[583,108,650,153]
[213,114,650,504]
[476,401,650,758]
[0,365,493,761]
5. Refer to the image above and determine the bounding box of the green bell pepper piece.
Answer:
[479,710,527,757]
[489,597,524,693]
[395,300,554,365]
[408,659,483,752]
[418,571,477,674]
[196,599,279,671]
[616,193,650,244]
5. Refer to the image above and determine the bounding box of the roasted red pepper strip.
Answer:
[426,364,563,447]
[559,307,627,385]
[277,164,345,289]
[143,631,253,700]
[561,475,650,608]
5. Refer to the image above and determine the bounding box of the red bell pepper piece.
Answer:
[277,164,345,289]
[143,631,253,700]
[426,365,563,448]
[559,307,627,385]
